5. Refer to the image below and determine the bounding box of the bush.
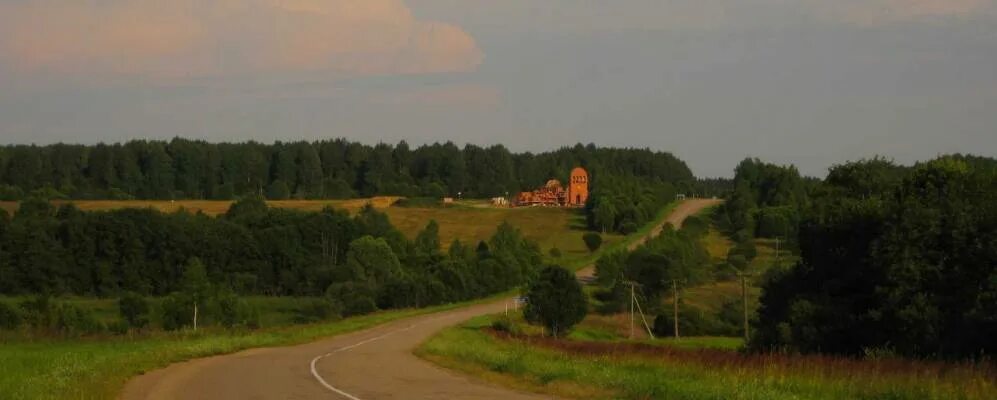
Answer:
[654,304,732,337]
[54,304,104,335]
[159,293,194,331]
[118,292,150,328]
[0,302,22,330]
[548,247,562,258]
[620,222,638,235]
[214,289,261,328]
[107,319,130,335]
[582,232,603,253]
[19,296,55,329]
[681,215,709,237]
[490,316,522,335]
[392,197,443,208]
[294,298,342,324]
[326,282,377,317]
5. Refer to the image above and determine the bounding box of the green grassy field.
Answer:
[417,315,996,400]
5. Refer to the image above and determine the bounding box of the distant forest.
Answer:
[0,139,694,201]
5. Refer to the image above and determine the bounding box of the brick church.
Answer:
[514,167,589,207]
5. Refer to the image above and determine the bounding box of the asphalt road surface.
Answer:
[121,198,721,400]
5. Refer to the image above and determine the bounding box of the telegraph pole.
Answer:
[741,274,749,341]
[775,237,780,268]
[672,279,680,339]
[630,282,635,339]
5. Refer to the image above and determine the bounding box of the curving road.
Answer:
[121,198,721,400]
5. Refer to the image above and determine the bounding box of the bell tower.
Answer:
[568,167,589,207]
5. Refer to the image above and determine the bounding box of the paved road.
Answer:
[121,198,721,400]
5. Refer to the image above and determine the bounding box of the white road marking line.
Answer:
[309,315,453,399]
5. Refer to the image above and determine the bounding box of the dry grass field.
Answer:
[0,198,614,264]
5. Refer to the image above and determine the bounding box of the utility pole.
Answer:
[775,237,780,268]
[672,279,680,339]
[729,264,753,342]
[630,282,635,339]
[741,274,749,341]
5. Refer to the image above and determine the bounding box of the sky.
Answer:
[0,0,995,177]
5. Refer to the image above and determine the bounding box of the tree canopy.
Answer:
[0,140,693,201]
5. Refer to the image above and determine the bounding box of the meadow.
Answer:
[417,315,996,400]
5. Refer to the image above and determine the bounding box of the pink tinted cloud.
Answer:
[0,0,482,78]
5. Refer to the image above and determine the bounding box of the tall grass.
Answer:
[417,316,997,400]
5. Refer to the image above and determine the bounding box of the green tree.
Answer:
[523,265,587,337]
[414,220,441,256]
[267,180,290,200]
[593,201,616,233]
[181,258,211,330]
[582,232,603,253]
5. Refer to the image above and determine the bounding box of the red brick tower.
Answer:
[567,167,589,207]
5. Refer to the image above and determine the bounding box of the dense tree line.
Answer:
[0,139,693,201]
[585,175,679,234]
[714,158,812,241]
[753,155,997,359]
[0,197,542,313]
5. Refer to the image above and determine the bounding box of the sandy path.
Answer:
[121,198,720,400]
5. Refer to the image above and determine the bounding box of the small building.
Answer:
[491,197,509,207]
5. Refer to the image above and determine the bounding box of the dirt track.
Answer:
[121,198,721,400]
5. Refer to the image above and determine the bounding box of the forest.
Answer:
[722,155,996,359]
[0,139,693,201]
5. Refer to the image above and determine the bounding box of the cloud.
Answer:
[0,0,483,78]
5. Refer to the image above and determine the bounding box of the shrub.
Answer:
[19,296,55,329]
[548,247,562,258]
[118,292,150,328]
[0,302,22,330]
[326,282,377,317]
[392,197,443,208]
[54,304,104,335]
[159,293,194,331]
[654,304,731,337]
[294,298,342,324]
[490,316,522,335]
[582,232,603,253]
[620,222,638,235]
[681,215,709,237]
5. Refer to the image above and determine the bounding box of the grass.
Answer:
[417,315,997,400]
[0,292,513,400]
